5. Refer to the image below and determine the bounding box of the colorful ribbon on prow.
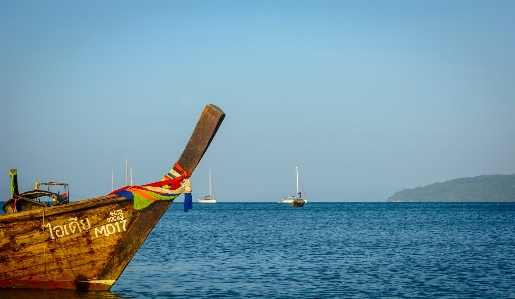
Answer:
[110,163,193,211]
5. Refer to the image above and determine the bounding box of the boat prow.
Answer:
[0,104,225,291]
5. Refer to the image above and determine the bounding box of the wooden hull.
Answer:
[0,194,172,290]
[0,104,226,290]
[291,199,305,207]
[3,198,47,214]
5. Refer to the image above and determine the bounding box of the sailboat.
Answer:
[197,169,216,203]
[280,167,307,207]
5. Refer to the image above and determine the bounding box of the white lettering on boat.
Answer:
[43,217,91,240]
[43,210,127,239]
[107,209,124,223]
[94,209,127,238]
[94,220,127,238]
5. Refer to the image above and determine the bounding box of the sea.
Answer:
[0,202,514,299]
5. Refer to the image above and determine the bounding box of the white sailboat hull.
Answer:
[197,199,216,203]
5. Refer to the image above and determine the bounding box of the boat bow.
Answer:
[0,104,225,290]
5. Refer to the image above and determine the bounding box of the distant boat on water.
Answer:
[198,169,216,203]
[280,167,307,207]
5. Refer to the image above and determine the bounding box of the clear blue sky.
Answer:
[1,1,514,201]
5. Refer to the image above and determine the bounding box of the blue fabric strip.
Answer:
[184,193,193,212]
[115,190,134,200]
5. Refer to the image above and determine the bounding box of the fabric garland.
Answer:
[110,163,193,211]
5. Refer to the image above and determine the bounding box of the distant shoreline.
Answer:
[387,174,515,202]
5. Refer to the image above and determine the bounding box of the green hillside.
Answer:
[387,174,515,202]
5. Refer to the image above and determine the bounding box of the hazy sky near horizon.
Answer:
[1,1,514,201]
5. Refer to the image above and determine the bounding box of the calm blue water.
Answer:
[1,202,514,298]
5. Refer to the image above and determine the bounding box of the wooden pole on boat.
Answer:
[173,104,225,175]
[9,169,19,198]
[99,104,225,284]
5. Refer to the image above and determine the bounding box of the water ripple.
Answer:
[1,202,513,298]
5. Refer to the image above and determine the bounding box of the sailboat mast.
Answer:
[296,167,299,198]
[209,169,212,197]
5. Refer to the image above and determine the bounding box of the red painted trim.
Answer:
[0,279,112,291]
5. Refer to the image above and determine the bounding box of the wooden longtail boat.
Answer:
[0,104,225,291]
